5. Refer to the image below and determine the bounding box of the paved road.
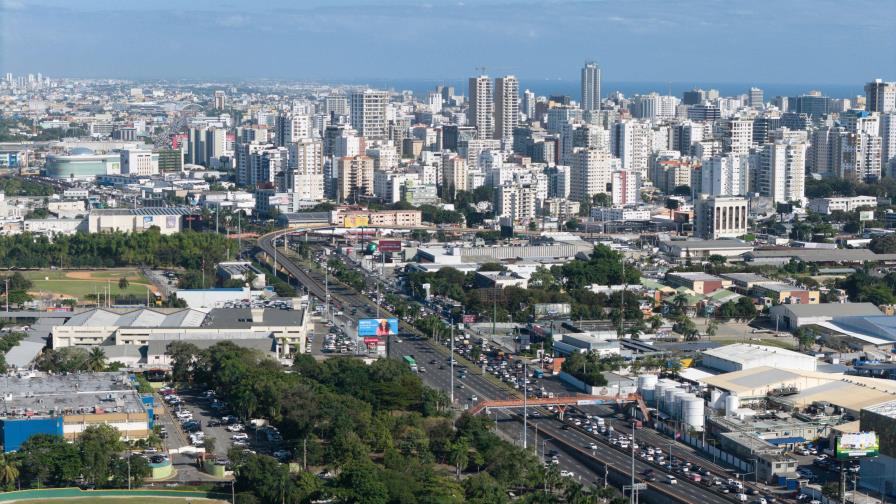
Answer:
[258,230,737,504]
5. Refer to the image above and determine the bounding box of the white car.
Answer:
[588,443,598,450]
[560,470,574,478]
[231,433,249,441]
[226,424,245,432]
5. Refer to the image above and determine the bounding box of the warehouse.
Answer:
[664,272,732,295]
[806,315,896,352]
[702,343,818,372]
[769,303,884,330]
[659,239,754,259]
[0,372,153,452]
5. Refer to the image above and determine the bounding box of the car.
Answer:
[227,424,245,432]
[560,470,574,478]
[231,433,249,441]
[588,443,598,450]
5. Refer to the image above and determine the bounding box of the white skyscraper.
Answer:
[701,154,749,196]
[522,89,536,120]
[749,87,764,109]
[631,93,680,120]
[495,75,520,144]
[288,138,324,201]
[276,113,312,146]
[880,114,896,177]
[757,139,807,204]
[570,147,612,203]
[865,79,896,113]
[468,75,494,140]
[611,121,652,177]
[719,117,754,156]
[350,90,389,140]
[611,170,641,206]
[581,62,601,111]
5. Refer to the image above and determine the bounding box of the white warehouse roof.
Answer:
[702,343,818,372]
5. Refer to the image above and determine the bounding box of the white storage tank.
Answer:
[671,391,689,419]
[681,395,705,430]
[710,389,724,410]
[663,387,682,415]
[725,394,740,416]
[637,374,658,391]
[654,382,671,408]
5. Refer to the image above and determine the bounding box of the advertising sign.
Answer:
[358,318,398,337]
[534,303,571,318]
[378,240,402,253]
[166,215,177,229]
[859,210,874,222]
[143,216,154,228]
[462,314,477,324]
[835,432,879,460]
[343,215,370,228]
[363,337,379,344]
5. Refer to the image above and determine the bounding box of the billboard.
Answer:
[859,210,874,222]
[343,215,370,228]
[462,314,477,324]
[835,432,879,460]
[379,240,402,253]
[534,303,571,318]
[358,318,398,337]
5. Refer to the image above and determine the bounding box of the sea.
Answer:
[332,78,865,100]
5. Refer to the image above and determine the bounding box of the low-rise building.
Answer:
[702,343,818,372]
[751,282,819,305]
[659,239,754,259]
[769,303,884,329]
[591,206,651,222]
[807,196,878,214]
[331,209,422,228]
[88,208,193,235]
[0,372,153,452]
[664,272,732,295]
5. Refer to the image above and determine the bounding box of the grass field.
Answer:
[13,499,227,504]
[17,268,159,301]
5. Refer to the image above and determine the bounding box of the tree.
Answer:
[672,185,691,197]
[167,341,199,384]
[0,454,19,490]
[870,234,896,254]
[118,277,129,290]
[592,193,611,208]
[337,461,388,504]
[78,424,123,486]
[794,327,815,351]
[86,346,106,372]
[705,320,718,339]
[449,438,470,480]
[665,198,680,211]
[17,434,81,488]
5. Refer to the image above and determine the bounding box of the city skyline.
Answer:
[0,0,893,85]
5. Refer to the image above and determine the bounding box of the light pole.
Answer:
[523,361,528,450]
[631,420,637,504]
[450,319,455,405]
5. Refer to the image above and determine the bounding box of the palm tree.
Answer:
[0,454,19,490]
[86,347,106,372]
[672,293,689,312]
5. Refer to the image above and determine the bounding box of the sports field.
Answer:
[18,269,159,301]
[12,499,226,504]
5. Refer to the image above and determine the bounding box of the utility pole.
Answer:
[5,278,8,313]
[450,319,455,404]
[620,252,625,338]
[631,420,636,504]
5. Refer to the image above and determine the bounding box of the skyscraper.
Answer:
[467,75,494,140]
[702,154,749,196]
[495,75,520,144]
[522,89,536,120]
[338,155,375,203]
[611,120,652,177]
[288,138,324,201]
[569,147,612,203]
[213,90,226,110]
[864,79,896,113]
[749,87,764,109]
[350,90,389,140]
[581,62,601,111]
[756,139,807,204]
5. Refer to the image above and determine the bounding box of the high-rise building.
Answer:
[749,87,764,109]
[468,75,494,140]
[839,132,882,182]
[581,62,601,111]
[288,138,324,201]
[808,126,841,177]
[120,149,159,176]
[495,184,537,222]
[719,118,754,156]
[350,90,389,140]
[694,195,748,239]
[569,147,612,203]
[205,127,226,165]
[611,121,652,177]
[338,155,375,203]
[880,114,896,177]
[495,75,520,144]
[522,89,537,120]
[235,142,269,186]
[630,93,680,120]
[611,170,641,206]
[442,155,468,198]
[276,113,313,146]
[755,139,807,204]
[864,79,896,113]
[213,90,226,110]
[701,154,749,197]
[682,88,706,106]
[188,126,225,166]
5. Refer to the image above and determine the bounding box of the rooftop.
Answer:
[772,303,883,318]
[667,272,725,281]
[64,308,207,328]
[0,372,146,419]
[90,207,194,216]
[661,239,754,250]
[703,343,816,368]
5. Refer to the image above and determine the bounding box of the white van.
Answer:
[666,475,677,485]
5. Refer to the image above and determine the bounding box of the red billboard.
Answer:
[462,314,477,324]
[378,240,402,253]
[363,337,380,344]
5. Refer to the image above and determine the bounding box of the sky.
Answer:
[0,0,893,86]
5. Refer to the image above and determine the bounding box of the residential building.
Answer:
[611,170,641,206]
[337,155,375,203]
[495,75,519,144]
[569,147,612,204]
[756,139,807,204]
[865,79,896,113]
[350,89,389,140]
[702,154,748,196]
[581,62,601,111]
[495,184,537,222]
[611,120,652,176]
[468,75,494,140]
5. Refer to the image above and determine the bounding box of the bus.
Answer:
[403,355,418,372]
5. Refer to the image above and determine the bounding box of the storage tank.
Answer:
[654,382,671,408]
[637,374,658,391]
[710,389,724,410]
[681,395,705,430]
[663,387,682,415]
[671,391,689,419]
[725,394,740,416]
[641,386,655,403]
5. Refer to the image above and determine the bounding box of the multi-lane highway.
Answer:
[257,230,743,504]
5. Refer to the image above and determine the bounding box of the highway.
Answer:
[257,230,740,504]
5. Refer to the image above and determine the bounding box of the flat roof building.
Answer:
[702,343,818,373]
[659,239,754,259]
[769,303,883,330]
[664,272,731,295]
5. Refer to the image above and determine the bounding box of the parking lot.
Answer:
[154,386,292,482]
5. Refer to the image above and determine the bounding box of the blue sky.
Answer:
[0,0,893,85]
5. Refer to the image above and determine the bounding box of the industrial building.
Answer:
[0,372,153,452]
[658,239,754,259]
[768,302,884,329]
[805,315,896,352]
[416,240,593,263]
[702,343,818,372]
[88,207,194,235]
[664,272,732,295]
[50,306,309,366]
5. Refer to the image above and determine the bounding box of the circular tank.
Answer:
[654,382,671,407]
[637,374,658,391]
[641,386,655,403]
[681,395,705,430]
[725,394,740,416]
[671,391,689,418]
[663,387,682,415]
